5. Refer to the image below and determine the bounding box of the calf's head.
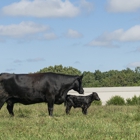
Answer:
[92,92,100,101]
[72,75,84,94]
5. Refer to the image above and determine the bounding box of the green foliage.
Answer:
[106,96,125,105]
[106,96,140,106]
[126,95,140,105]
[92,100,102,106]
[38,64,81,76]
[36,65,140,87]
[82,71,95,87]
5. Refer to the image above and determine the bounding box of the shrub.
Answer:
[126,95,140,105]
[92,100,102,106]
[106,96,125,105]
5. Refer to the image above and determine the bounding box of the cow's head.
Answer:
[92,92,100,101]
[72,75,84,94]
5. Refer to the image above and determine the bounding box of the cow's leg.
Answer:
[0,92,8,110]
[6,100,14,116]
[47,101,54,116]
[82,106,88,115]
[48,104,54,116]
[0,101,5,110]
[46,94,55,116]
[66,104,72,114]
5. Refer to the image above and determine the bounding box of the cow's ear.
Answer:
[76,74,83,81]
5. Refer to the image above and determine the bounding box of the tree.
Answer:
[135,67,140,73]
[82,71,95,87]
[38,65,81,76]
[37,65,140,87]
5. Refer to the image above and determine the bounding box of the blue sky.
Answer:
[0,0,140,73]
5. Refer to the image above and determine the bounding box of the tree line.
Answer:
[37,65,140,87]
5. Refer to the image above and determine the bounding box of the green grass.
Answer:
[0,104,140,140]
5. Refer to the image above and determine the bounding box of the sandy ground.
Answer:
[68,87,140,105]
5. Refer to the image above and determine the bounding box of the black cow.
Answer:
[65,92,100,115]
[0,72,84,116]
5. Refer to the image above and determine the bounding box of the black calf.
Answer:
[65,92,100,115]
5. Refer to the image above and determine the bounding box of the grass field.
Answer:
[0,103,140,140]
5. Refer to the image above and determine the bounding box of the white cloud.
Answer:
[14,60,23,63]
[65,29,83,38]
[136,47,140,52]
[0,21,49,38]
[2,0,80,18]
[99,26,140,42]
[27,58,45,62]
[74,61,80,64]
[119,25,140,42]
[127,62,140,68]
[107,0,140,12]
[79,0,93,13]
[0,21,59,41]
[89,25,140,47]
[5,68,15,72]
[44,32,58,40]
[14,58,45,64]
[88,40,115,48]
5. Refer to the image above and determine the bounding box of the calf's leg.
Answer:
[82,106,88,115]
[66,104,72,114]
